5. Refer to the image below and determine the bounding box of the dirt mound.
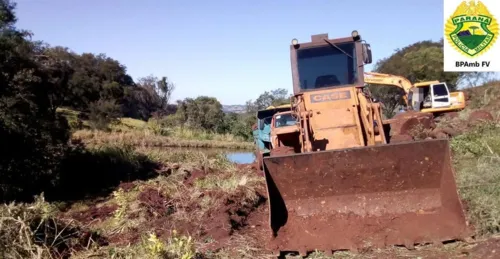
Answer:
[386,109,493,141]
[118,182,136,192]
[390,111,435,136]
[469,110,493,125]
[384,111,439,142]
[432,109,494,138]
[99,165,269,253]
[135,188,267,252]
[70,204,118,224]
[429,128,451,139]
[184,169,208,186]
[138,188,175,218]
[107,227,141,246]
[226,192,266,232]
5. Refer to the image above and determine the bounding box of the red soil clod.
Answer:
[70,204,118,223]
[184,169,207,186]
[118,182,136,192]
[137,187,174,218]
[468,110,493,125]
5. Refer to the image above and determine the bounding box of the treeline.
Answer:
[0,0,262,138]
[0,0,285,201]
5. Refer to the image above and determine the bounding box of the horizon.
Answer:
[15,0,447,105]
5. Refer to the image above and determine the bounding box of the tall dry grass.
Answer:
[73,129,253,149]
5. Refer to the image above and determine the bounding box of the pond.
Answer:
[159,147,256,164]
[225,151,256,164]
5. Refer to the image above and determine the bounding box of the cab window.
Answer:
[433,83,449,96]
[274,113,297,127]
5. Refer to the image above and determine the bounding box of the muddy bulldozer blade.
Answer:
[263,138,470,254]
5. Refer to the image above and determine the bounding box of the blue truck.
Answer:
[253,104,291,170]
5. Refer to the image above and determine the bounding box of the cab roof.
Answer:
[413,80,441,87]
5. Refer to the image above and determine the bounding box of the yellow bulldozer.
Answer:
[364,72,466,115]
[263,31,470,257]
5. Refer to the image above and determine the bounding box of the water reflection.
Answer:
[226,152,256,164]
[159,147,255,164]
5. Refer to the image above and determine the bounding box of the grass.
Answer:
[464,80,500,112]
[0,143,265,259]
[433,81,500,237]
[451,121,500,236]
[57,107,254,150]
[73,129,253,150]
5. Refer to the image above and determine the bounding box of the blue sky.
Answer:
[14,0,445,105]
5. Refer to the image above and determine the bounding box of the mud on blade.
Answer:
[263,139,470,253]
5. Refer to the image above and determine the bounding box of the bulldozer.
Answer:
[263,31,470,257]
[364,72,466,115]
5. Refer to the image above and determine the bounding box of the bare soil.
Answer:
[468,110,494,125]
[137,187,175,217]
[390,111,435,135]
[435,109,494,137]
[118,181,136,192]
[387,109,495,141]
[69,203,118,224]
[58,160,500,258]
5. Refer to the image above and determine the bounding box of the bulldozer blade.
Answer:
[263,138,470,254]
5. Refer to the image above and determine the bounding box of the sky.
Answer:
[13,0,446,105]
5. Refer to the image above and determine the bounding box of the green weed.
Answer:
[451,121,500,236]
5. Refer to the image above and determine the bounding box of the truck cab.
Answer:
[253,104,291,169]
[270,111,300,150]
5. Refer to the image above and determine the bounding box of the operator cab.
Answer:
[289,30,373,93]
[270,111,300,150]
[274,113,297,128]
[408,82,451,111]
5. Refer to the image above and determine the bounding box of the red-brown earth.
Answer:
[57,160,500,258]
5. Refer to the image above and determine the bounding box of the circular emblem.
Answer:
[445,0,499,57]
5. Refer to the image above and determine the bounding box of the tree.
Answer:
[248,88,291,111]
[176,96,225,132]
[130,75,175,119]
[157,76,175,109]
[88,99,121,130]
[372,40,463,88]
[459,71,497,88]
[469,26,479,35]
[0,0,71,201]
